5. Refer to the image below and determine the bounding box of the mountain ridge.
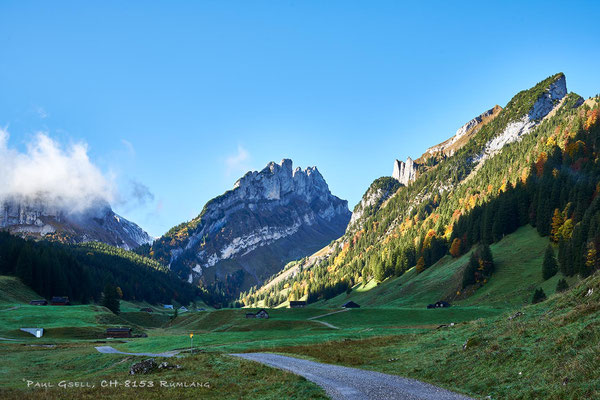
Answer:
[148,158,351,299]
[0,196,152,250]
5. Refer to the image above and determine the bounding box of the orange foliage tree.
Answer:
[450,238,462,258]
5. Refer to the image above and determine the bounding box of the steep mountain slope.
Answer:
[391,105,503,187]
[0,197,152,250]
[149,159,351,298]
[241,73,596,307]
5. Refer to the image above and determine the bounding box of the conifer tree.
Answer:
[102,284,120,315]
[542,245,558,280]
[532,288,547,304]
[462,252,478,288]
[555,278,568,293]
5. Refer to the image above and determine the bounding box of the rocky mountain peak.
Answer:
[0,195,152,249]
[152,159,351,294]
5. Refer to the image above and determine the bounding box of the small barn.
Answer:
[20,328,44,338]
[163,304,174,310]
[140,307,153,313]
[179,306,188,313]
[106,328,132,338]
[427,301,451,309]
[255,309,269,319]
[289,301,306,308]
[245,312,256,319]
[50,296,70,306]
[342,301,360,309]
[30,300,48,306]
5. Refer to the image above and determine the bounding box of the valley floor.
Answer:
[1,227,598,399]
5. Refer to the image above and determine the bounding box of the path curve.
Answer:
[310,319,340,329]
[231,353,473,400]
[95,346,179,358]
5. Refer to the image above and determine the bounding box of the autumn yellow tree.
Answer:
[550,209,564,242]
[415,256,426,273]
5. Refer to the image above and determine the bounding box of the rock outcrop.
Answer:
[0,196,152,249]
[347,177,401,231]
[474,74,568,164]
[152,159,351,293]
[392,157,419,186]
[422,105,503,160]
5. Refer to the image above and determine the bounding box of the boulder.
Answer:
[130,358,157,375]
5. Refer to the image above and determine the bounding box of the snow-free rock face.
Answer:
[0,197,152,249]
[154,159,351,293]
[392,157,419,186]
[474,74,568,163]
[423,105,503,160]
[347,177,401,232]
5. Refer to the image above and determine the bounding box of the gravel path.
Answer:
[310,319,340,329]
[0,306,20,312]
[307,309,350,320]
[95,345,179,358]
[231,353,474,400]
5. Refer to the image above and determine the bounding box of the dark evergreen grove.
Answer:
[0,232,198,305]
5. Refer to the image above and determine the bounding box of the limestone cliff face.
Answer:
[347,177,401,232]
[0,197,152,250]
[153,159,351,292]
[474,74,569,164]
[392,157,419,186]
[422,105,503,160]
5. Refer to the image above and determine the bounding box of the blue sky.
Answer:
[1,1,600,237]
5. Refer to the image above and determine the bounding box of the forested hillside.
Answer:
[240,74,600,307]
[0,232,199,305]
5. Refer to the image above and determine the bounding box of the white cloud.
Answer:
[225,145,251,176]
[0,128,116,214]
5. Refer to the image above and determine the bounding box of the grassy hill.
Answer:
[261,269,600,399]
[0,276,40,306]
[311,226,574,310]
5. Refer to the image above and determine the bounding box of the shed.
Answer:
[106,328,132,338]
[245,313,256,319]
[140,307,153,313]
[255,309,269,319]
[289,301,306,308]
[179,306,188,313]
[30,300,48,306]
[50,296,70,306]
[342,301,360,309]
[20,328,44,338]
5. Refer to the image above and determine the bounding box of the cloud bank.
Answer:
[0,128,116,214]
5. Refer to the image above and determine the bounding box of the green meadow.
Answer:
[1,226,594,399]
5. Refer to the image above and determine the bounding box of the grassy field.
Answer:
[0,342,328,399]
[260,271,600,400]
[0,276,41,305]
[0,225,592,399]
[314,226,570,310]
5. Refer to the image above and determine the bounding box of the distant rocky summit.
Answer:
[0,197,152,249]
[150,159,351,295]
